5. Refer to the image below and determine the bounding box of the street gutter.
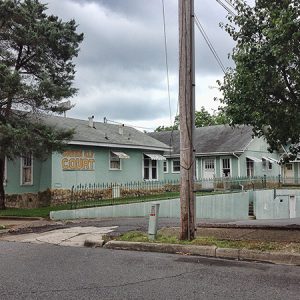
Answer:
[102,240,300,266]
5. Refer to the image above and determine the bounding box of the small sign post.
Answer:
[148,204,160,240]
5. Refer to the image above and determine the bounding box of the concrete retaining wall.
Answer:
[196,192,249,220]
[50,192,249,221]
[253,189,300,219]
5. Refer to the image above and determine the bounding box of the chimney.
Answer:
[88,116,94,128]
[119,124,124,135]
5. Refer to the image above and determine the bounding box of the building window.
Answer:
[262,158,272,171]
[163,161,168,173]
[222,158,231,177]
[204,159,215,170]
[262,158,267,171]
[110,152,121,170]
[286,163,293,171]
[172,159,180,173]
[143,155,157,180]
[246,158,254,177]
[21,154,33,185]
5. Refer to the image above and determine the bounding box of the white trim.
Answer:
[20,154,33,186]
[220,157,231,177]
[246,156,261,163]
[165,151,244,158]
[109,151,122,171]
[144,153,166,161]
[266,156,279,164]
[243,137,255,152]
[69,140,168,152]
[172,159,180,173]
[195,159,199,180]
[246,157,255,177]
[111,151,130,159]
[196,151,244,156]
[232,152,240,177]
[142,154,158,181]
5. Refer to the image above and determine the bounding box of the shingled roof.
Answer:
[148,125,254,155]
[40,114,169,151]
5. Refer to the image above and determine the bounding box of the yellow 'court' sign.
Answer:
[61,150,95,171]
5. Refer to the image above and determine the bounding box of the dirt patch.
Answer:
[158,227,300,243]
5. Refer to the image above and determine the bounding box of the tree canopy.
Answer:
[155,107,229,132]
[0,0,84,208]
[218,0,300,159]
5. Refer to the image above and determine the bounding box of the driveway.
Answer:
[0,226,117,247]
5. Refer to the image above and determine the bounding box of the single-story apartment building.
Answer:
[3,114,169,206]
[149,125,281,184]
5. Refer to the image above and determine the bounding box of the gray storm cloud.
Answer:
[42,0,235,125]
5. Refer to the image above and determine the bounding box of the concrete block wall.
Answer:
[50,191,249,221]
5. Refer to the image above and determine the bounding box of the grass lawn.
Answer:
[114,231,300,254]
[0,204,72,218]
[0,191,181,218]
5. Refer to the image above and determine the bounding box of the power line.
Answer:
[104,118,156,131]
[194,14,226,73]
[161,0,172,127]
[215,0,236,16]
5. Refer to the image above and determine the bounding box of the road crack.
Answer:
[0,269,201,297]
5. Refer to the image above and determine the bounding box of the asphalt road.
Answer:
[0,241,299,300]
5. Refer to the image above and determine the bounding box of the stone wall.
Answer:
[5,189,67,209]
[5,189,52,209]
[5,188,112,208]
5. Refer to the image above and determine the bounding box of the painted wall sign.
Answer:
[61,150,95,171]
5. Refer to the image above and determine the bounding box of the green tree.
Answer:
[218,0,300,159]
[0,0,84,209]
[154,107,229,132]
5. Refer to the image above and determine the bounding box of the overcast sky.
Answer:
[43,0,238,131]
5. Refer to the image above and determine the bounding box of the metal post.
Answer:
[148,204,160,240]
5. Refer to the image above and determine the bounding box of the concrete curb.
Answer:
[0,216,43,221]
[103,241,300,266]
[0,229,10,237]
[84,238,104,248]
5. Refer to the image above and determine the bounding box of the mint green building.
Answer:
[149,125,281,184]
[4,115,169,201]
[5,119,287,208]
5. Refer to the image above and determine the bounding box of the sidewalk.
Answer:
[0,217,63,235]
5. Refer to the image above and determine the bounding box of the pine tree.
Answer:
[0,0,84,209]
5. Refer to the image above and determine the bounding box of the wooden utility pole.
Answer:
[178,0,196,240]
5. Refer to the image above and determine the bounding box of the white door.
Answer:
[202,159,215,188]
[289,195,296,218]
[284,163,293,184]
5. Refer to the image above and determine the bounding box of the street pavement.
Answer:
[0,241,299,300]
